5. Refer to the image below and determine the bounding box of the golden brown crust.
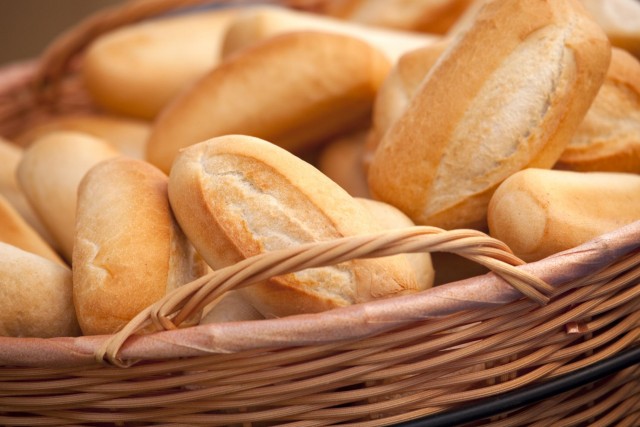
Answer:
[368,0,611,230]
[146,30,391,174]
[317,129,371,198]
[16,131,120,262]
[488,168,640,262]
[556,48,640,172]
[73,157,207,335]
[168,135,418,318]
[0,243,80,337]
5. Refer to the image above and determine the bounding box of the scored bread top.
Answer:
[168,135,418,318]
[368,0,611,230]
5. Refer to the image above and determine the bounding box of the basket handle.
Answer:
[32,0,313,101]
[97,226,553,366]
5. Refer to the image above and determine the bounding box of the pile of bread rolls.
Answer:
[1,0,639,339]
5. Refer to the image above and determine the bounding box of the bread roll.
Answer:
[221,6,439,62]
[147,31,390,173]
[317,129,371,198]
[579,0,640,58]
[82,8,238,119]
[73,156,208,335]
[556,48,640,173]
[356,197,434,290]
[0,194,64,265]
[316,0,474,34]
[168,135,418,318]
[15,113,150,160]
[368,0,611,230]
[0,137,53,244]
[200,291,265,324]
[16,131,120,262]
[488,168,640,262]
[0,243,80,337]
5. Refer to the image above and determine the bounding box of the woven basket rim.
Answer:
[0,220,638,368]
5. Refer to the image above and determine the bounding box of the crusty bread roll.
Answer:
[368,0,611,231]
[73,156,208,335]
[317,129,371,198]
[221,5,439,62]
[316,0,474,35]
[16,131,120,262]
[0,194,64,265]
[82,8,238,120]
[356,197,434,290]
[488,168,640,262]
[0,137,53,245]
[147,31,391,174]
[579,0,640,58]
[168,135,419,318]
[556,48,640,173]
[15,113,150,160]
[365,39,450,167]
[0,243,80,337]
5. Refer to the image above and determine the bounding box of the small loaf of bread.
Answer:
[82,8,238,119]
[16,131,119,262]
[556,48,640,173]
[488,168,640,262]
[221,6,439,62]
[73,156,207,335]
[0,137,53,245]
[168,135,419,318]
[0,243,80,337]
[579,0,640,58]
[147,31,391,173]
[0,195,64,265]
[368,0,611,230]
[15,113,150,160]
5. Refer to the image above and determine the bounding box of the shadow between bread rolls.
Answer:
[167,135,422,319]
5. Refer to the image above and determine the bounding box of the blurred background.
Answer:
[0,0,123,65]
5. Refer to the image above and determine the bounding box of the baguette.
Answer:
[168,135,418,318]
[0,243,80,337]
[16,131,119,262]
[82,8,239,119]
[15,113,150,160]
[556,47,640,172]
[488,168,640,262]
[317,129,371,198]
[73,156,208,335]
[147,31,390,173]
[368,0,611,230]
[221,6,439,62]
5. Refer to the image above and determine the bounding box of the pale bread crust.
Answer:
[556,48,640,172]
[168,135,418,318]
[73,157,207,335]
[16,131,120,262]
[0,195,64,265]
[147,31,391,173]
[356,197,434,291]
[488,168,640,262]
[368,0,611,231]
[15,113,150,160]
[0,243,80,337]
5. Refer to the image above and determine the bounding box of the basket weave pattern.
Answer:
[0,1,639,425]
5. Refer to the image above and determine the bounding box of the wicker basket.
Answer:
[1,1,640,425]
